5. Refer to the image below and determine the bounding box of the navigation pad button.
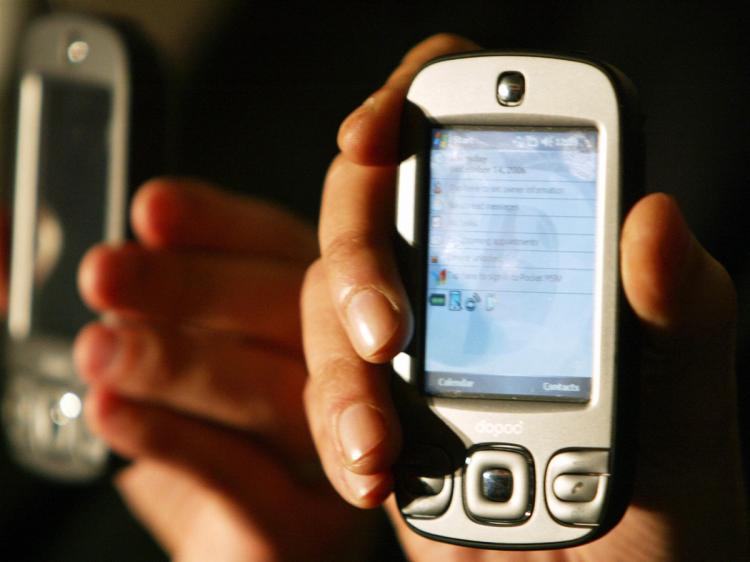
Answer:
[482,468,513,502]
[464,446,533,523]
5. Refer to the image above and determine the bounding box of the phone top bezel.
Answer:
[19,13,129,89]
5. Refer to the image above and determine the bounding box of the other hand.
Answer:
[76,178,377,561]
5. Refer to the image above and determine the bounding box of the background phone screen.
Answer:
[423,127,598,402]
[32,77,111,338]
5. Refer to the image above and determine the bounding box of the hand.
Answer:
[300,34,748,560]
[75,178,376,561]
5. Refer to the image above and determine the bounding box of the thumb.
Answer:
[621,192,736,338]
[621,192,738,464]
[619,193,746,558]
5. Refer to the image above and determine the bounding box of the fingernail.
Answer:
[78,245,144,309]
[78,326,120,380]
[342,469,386,501]
[345,288,400,358]
[337,403,388,465]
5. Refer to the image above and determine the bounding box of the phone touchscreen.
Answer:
[423,127,598,402]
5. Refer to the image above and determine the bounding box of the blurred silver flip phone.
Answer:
[3,14,129,481]
[393,52,641,549]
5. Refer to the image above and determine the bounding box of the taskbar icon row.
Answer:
[429,290,496,312]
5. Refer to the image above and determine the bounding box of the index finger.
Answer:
[320,35,480,362]
[131,177,318,262]
[338,33,480,166]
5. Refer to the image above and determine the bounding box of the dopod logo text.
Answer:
[475,420,524,437]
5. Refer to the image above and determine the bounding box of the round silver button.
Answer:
[497,71,525,106]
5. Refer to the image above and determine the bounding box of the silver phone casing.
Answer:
[393,54,626,548]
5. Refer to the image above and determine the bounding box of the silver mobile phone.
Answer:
[393,52,641,549]
[2,14,130,481]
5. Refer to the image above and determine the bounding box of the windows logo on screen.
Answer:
[433,131,449,149]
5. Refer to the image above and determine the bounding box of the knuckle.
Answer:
[324,153,347,183]
[117,404,171,455]
[301,259,327,309]
[302,258,326,288]
[302,378,318,416]
[126,327,176,393]
[303,378,329,440]
[402,33,477,67]
[428,32,473,50]
[322,229,377,270]
[307,354,364,407]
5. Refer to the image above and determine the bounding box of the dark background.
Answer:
[1,2,748,560]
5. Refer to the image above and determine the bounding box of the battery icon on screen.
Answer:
[429,293,446,306]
